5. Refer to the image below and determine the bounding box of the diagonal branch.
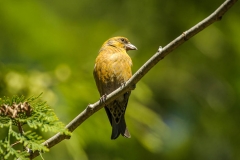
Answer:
[30,0,237,158]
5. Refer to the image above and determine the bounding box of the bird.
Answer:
[93,36,137,139]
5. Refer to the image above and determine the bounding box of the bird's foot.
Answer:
[120,82,126,89]
[100,94,107,104]
[120,82,136,90]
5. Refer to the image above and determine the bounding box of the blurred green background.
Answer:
[0,0,239,159]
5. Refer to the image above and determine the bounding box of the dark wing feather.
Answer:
[108,92,131,139]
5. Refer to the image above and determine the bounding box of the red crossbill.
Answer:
[93,36,137,139]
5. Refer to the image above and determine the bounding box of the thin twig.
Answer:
[11,141,21,147]
[30,0,237,158]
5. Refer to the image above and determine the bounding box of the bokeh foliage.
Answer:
[0,0,239,159]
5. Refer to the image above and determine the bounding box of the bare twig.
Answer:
[30,0,237,158]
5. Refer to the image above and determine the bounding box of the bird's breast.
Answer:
[94,48,132,95]
[106,52,132,82]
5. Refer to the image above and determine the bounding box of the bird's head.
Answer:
[103,37,137,51]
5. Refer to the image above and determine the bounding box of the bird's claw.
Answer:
[120,82,126,89]
[100,94,107,104]
[121,82,136,90]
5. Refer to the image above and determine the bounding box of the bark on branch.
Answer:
[30,0,237,159]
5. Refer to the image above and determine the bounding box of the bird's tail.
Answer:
[111,115,131,139]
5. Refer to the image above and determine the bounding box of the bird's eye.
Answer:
[120,38,125,43]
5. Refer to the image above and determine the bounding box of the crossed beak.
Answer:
[125,43,137,51]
